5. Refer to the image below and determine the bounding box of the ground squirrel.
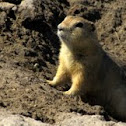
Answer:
[47,16,126,120]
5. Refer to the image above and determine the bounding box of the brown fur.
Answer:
[47,16,126,121]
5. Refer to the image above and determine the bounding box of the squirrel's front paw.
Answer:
[64,90,78,96]
[46,80,56,86]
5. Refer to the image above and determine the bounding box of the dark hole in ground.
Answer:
[22,17,60,50]
[83,9,101,22]
[3,0,22,5]
[8,10,16,20]
[59,0,70,6]
[70,108,87,115]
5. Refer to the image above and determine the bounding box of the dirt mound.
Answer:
[0,0,126,124]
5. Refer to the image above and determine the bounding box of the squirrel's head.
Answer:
[57,16,95,48]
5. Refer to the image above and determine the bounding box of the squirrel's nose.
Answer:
[58,24,65,31]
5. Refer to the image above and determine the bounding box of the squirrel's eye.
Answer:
[75,22,83,28]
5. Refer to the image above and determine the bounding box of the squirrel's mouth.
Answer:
[57,30,67,40]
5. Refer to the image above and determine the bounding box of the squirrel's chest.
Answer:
[65,55,74,69]
[62,51,84,73]
[60,45,85,72]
